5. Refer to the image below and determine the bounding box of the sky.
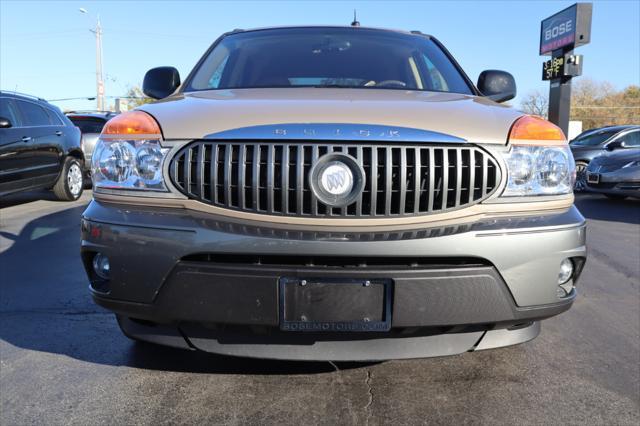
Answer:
[1,0,639,111]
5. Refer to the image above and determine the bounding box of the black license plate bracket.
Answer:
[279,278,392,332]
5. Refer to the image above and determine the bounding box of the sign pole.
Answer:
[540,3,592,137]
[547,49,573,136]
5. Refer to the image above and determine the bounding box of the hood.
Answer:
[139,88,523,144]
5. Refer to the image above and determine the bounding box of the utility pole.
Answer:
[80,8,105,111]
[93,17,104,111]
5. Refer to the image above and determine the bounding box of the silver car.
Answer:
[80,26,587,361]
[586,148,640,199]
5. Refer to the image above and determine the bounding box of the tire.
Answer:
[574,161,589,192]
[605,194,627,201]
[52,157,84,201]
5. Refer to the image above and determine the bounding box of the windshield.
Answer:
[187,28,474,94]
[570,130,617,147]
[69,116,107,134]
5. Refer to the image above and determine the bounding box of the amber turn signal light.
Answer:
[508,115,566,145]
[101,111,162,139]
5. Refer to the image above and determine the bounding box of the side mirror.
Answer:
[143,67,181,99]
[0,116,12,128]
[606,140,626,151]
[477,70,516,103]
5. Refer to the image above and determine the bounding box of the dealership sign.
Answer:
[540,3,592,55]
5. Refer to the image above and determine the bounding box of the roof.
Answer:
[225,25,431,38]
[583,125,639,134]
[0,90,47,103]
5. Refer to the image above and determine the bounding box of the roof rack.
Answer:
[0,90,47,102]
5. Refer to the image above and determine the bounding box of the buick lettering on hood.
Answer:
[81,26,586,361]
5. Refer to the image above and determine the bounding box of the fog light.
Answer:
[92,253,110,280]
[558,258,573,284]
[557,258,574,298]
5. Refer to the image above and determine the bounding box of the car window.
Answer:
[46,108,64,125]
[68,117,107,134]
[0,97,21,127]
[621,130,640,147]
[15,100,51,126]
[420,54,449,91]
[188,28,473,94]
[570,130,617,147]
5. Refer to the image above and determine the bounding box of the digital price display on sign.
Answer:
[540,3,592,55]
[542,56,565,81]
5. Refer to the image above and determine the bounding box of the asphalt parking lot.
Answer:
[1,191,638,425]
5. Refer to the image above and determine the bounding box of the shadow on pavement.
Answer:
[574,193,639,225]
[0,203,374,375]
[0,189,68,209]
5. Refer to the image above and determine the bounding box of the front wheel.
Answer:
[574,161,589,192]
[52,157,84,201]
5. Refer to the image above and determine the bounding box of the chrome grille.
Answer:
[168,141,501,218]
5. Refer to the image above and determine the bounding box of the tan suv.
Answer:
[80,27,586,360]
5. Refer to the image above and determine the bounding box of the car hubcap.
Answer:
[68,163,83,196]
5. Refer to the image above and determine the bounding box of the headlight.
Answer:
[91,111,169,192]
[501,145,575,196]
[501,115,575,197]
[92,139,168,190]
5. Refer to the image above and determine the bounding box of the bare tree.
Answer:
[124,85,154,108]
[571,79,640,129]
[520,90,549,118]
[520,80,639,130]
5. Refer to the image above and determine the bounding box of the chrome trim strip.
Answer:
[203,123,467,143]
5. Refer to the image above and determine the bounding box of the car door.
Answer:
[0,96,32,195]
[14,99,62,185]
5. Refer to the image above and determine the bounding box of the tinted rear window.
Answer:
[16,100,51,126]
[69,117,107,133]
[188,28,473,94]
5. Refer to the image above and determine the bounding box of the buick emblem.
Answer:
[320,162,353,196]
[309,153,365,208]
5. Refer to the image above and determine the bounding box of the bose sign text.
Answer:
[540,3,592,55]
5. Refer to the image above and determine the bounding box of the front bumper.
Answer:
[81,201,586,360]
[585,181,640,198]
[586,168,640,198]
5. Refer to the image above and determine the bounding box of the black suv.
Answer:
[0,91,84,200]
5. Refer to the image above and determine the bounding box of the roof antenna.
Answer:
[351,9,360,27]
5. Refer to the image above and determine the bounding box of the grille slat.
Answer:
[223,145,232,207]
[370,148,378,216]
[170,141,501,219]
[384,147,392,216]
[282,146,289,213]
[399,147,407,215]
[296,145,304,215]
[455,149,462,208]
[468,149,476,204]
[413,148,421,214]
[267,144,275,213]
